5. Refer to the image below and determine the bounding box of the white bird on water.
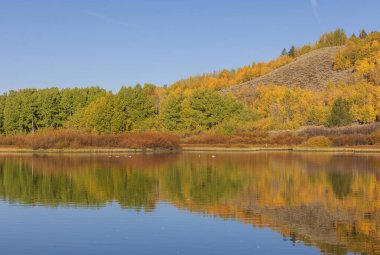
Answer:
[211,155,216,158]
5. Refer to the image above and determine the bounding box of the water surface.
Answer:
[0,152,379,254]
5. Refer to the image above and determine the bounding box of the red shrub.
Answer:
[331,134,370,146]
[268,132,304,145]
[0,130,180,150]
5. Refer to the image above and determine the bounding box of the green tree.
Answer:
[3,91,21,133]
[281,48,287,56]
[35,88,62,129]
[0,94,6,133]
[118,84,156,131]
[359,29,368,39]
[62,87,106,129]
[59,88,76,121]
[288,45,296,58]
[160,94,185,131]
[112,93,127,133]
[84,94,115,133]
[328,97,353,127]
[182,90,245,133]
[1,87,108,134]
[3,89,39,134]
[21,89,39,133]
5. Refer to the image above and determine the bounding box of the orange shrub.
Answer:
[183,132,269,145]
[331,134,369,146]
[369,131,380,145]
[0,135,25,147]
[302,136,332,147]
[0,129,180,150]
[268,132,304,145]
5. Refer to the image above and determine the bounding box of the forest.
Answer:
[1,29,380,148]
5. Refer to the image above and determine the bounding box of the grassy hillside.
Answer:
[226,46,355,93]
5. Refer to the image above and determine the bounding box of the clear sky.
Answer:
[1,0,380,93]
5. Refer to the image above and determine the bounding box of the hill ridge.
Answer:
[224,46,354,93]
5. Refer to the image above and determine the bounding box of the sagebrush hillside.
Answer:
[226,46,354,93]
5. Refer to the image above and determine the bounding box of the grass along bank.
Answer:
[2,123,380,153]
[182,145,380,153]
[0,130,181,151]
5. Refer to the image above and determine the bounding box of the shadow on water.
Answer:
[1,152,380,254]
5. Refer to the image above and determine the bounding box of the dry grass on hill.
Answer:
[225,46,355,94]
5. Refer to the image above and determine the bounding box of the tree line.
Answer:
[0,84,252,135]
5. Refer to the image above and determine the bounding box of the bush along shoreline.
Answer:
[1,123,380,152]
[0,130,181,151]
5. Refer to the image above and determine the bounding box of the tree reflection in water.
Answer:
[0,152,379,254]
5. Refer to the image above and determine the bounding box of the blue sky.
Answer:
[1,0,380,93]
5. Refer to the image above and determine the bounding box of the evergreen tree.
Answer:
[359,29,368,39]
[3,91,23,134]
[118,84,156,131]
[281,48,287,56]
[0,94,6,133]
[328,97,353,127]
[183,90,244,133]
[60,88,76,121]
[61,87,106,129]
[160,94,185,131]
[20,89,39,133]
[288,45,296,58]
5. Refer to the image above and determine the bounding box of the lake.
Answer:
[0,152,379,255]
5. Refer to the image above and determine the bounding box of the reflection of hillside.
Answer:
[1,152,380,254]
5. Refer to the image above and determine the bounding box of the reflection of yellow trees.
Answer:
[2,153,380,253]
[0,155,168,208]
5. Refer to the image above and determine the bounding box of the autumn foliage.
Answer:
[302,136,333,147]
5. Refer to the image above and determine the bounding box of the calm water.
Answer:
[0,152,379,255]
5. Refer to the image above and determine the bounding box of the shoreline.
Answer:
[182,146,380,153]
[0,147,179,154]
[2,146,380,154]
